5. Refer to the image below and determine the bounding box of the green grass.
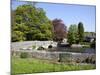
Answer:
[11,57,96,75]
[80,42,91,45]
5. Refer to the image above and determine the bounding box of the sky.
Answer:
[11,0,96,32]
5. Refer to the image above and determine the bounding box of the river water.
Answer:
[48,47,95,54]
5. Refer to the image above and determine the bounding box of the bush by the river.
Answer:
[82,57,96,64]
[90,41,96,48]
[32,45,36,49]
[20,52,29,58]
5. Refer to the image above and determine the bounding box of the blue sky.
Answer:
[12,0,96,32]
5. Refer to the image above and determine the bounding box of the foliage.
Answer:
[52,19,67,42]
[82,45,90,48]
[78,22,84,43]
[12,31,26,42]
[20,52,28,58]
[67,24,78,45]
[12,57,95,75]
[12,4,53,42]
[80,42,91,45]
[32,45,36,49]
[80,42,90,48]
[82,57,96,64]
[90,39,96,48]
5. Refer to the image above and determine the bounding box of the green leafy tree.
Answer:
[12,31,26,42]
[11,4,53,41]
[78,22,84,43]
[67,24,78,45]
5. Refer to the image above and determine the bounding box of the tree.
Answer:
[67,24,78,45]
[11,4,53,41]
[78,22,84,43]
[12,31,26,42]
[52,19,67,42]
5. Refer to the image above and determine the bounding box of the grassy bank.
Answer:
[11,57,95,75]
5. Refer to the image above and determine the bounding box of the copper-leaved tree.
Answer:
[52,19,67,42]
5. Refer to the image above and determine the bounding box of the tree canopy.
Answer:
[12,3,89,44]
[78,22,84,43]
[12,4,53,42]
[67,24,78,45]
[52,19,67,42]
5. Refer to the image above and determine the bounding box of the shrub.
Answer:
[92,60,96,64]
[90,41,95,48]
[90,57,96,64]
[80,42,90,45]
[20,52,28,58]
[82,45,90,48]
[83,57,96,64]
[76,58,81,63]
[84,57,91,63]
[59,54,71,62]
[32,45,36,49]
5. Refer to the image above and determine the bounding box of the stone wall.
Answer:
[12,50,95,63]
